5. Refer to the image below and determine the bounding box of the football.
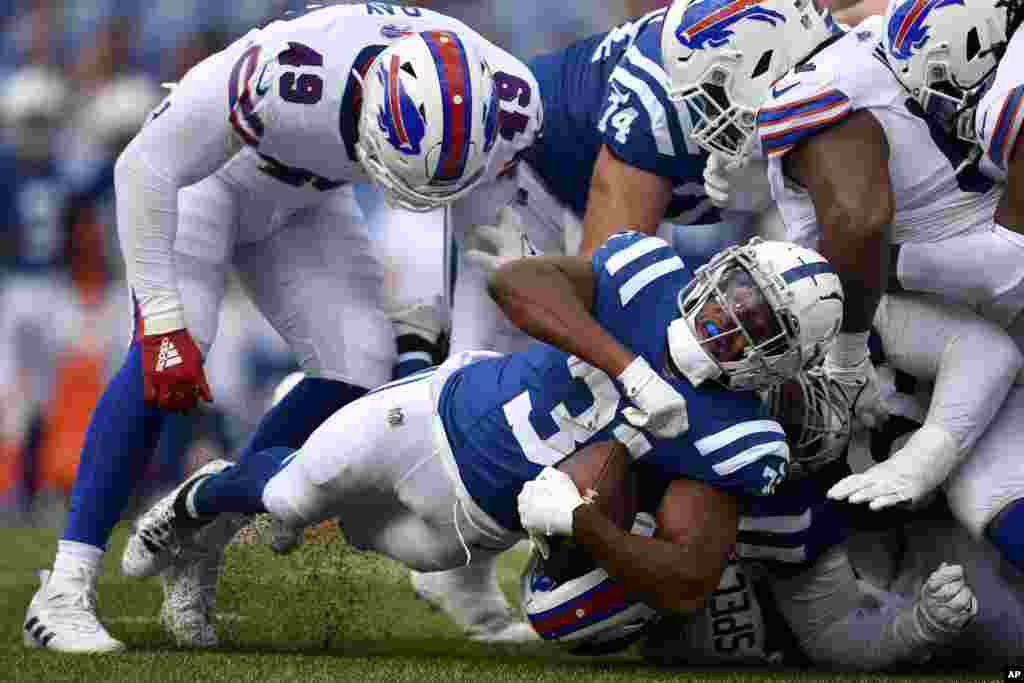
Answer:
[541,440,639,583]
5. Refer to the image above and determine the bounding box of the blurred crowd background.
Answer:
[0,0,672,528]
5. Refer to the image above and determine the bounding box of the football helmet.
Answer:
[764,365,852,476]
[520,513,658,654]
[0,66,69,162]
[661,0,838,162]
[669,238,844,391]
[356,30,500,212]
[883,0,1010,142]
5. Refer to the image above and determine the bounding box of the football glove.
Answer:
[463,205,537,274]
[618,356,689,438]
[913,563,978,642]
[140,316,211,413]
[824,353,889,430]
[518,467,589,543]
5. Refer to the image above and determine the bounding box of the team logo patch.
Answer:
[376,55,426,155]
[887,0,964,61]
[676,0,787,51]
[380,23,413,40]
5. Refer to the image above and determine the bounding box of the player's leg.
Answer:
[25,178,233,654]
[232,188,393,466]
[946,385,1024,573]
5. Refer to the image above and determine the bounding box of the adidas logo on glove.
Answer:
[155,337,183,371]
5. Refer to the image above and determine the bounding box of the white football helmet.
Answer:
[356,30,500,212]
[661,0,838,162]
[0,66,69,162]
[669,238,844,391]
[520,513,659,654]
[883,0,1010,142]
[764,365,851,476]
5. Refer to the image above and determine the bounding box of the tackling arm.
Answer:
[995,134,1024,235]
[573,473,738,614]
[578,145,673,257]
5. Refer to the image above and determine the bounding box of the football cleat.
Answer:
[122,459,233,578]
[269,517,304,555]
[411,569,539,644]
[158,550,224,648]
[24,569,125,654]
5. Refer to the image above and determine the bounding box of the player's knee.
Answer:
[262,459,333,529]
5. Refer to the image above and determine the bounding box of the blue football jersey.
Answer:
[438,232,789,531]
[525,10,718,224]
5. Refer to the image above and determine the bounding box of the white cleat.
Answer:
[158,550,224,648]
[24,569,125,654]
[914,563,978,642]
[411,569,539,644]
[122,460,233,578]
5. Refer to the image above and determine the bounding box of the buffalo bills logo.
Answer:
[376,55,425,155]
[887,0,964,61]
[676,0,786,51]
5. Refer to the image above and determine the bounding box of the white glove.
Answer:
[618,356,689,438]
[827,424,959,510]
[702,154,773,212]
[463,205,536,274]
[913,563,978,642]
[703,153,736,209]
[824,353,890,430]
[517,467,589,550]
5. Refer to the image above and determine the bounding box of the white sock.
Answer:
[52,540,103,584]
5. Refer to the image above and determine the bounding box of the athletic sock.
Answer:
[190,447,296,517]
[989,497,1024,572]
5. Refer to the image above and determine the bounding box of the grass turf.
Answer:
[0,526,1002,683]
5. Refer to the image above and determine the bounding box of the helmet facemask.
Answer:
[669,53,759,163]
[765,367,851,478]
[675,245,800,391]
[906,43,1000,143]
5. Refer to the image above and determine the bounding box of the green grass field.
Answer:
[0,526,1003,683]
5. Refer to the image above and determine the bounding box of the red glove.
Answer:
[140,328,212,412]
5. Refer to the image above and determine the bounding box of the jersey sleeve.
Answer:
[690,412,791,496]
[978,83,1024,177]
[598,22,702,178]
[590,231,684,313]
[756,66,851,159]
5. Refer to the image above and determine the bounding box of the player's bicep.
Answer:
[996,107,1024,233]
[124,47,241,187]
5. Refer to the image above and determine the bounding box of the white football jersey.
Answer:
[976,28,1024,182]
[756,17,1001,248]
[197,3,542,210]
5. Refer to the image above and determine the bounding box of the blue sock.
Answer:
[393,334,440,380]
[988,498,1024,572]
[63,341,168,548]
[191,447,295,517]
[236,378,367,462]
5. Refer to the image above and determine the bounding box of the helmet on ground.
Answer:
[883,0,1011,141]
[661,0,838,162]
[356,30,500,212]
[669,237,844,391]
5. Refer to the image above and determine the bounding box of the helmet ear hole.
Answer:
[966,27,981,62]
[751,50,774,79]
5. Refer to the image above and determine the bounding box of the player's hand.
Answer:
[618,356,688,438]
[140,325,211,412]
[823,353,889,430]
[463,205,537,274]
[913,563,978,642]
[827,424,957,510]
[703,153,737,209]
[518,467,588,539]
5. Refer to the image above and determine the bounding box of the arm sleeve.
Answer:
[874,293,1022,454]
[115,45,244,332]
[769,545,941,671]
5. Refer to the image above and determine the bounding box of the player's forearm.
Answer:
[488,258,635,376]
[771,546,939,671]
[820,209,889,333]
[572,504,722,614]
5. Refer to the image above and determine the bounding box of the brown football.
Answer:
[541,440,639,583]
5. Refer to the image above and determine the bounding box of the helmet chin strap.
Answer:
[667,317,722,387]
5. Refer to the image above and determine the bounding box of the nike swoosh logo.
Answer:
[254,65,271,96]
[772,82,800,99]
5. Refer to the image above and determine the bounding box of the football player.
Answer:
[644,292,1024,670]
[23,3,542,654]
[118,233,842,644]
